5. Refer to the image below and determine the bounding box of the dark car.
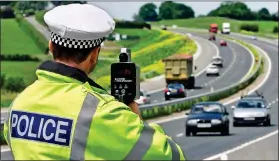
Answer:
[185,102,230,136]
[164,83,186,100]
[209,34,216,41]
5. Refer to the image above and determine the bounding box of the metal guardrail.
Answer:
[139,41,263,113]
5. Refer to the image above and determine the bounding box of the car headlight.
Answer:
[187,119,199,125]
[211,119,222,124]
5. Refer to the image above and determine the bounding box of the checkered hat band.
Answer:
[50,32,105,49]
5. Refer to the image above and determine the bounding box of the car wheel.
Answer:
[233,122,239,127]
[206,74,209,77]
[220,64,223,68]
[216,73,220,76]
[264,117,271,126]
[192,131,197,136]
[185,129,191,136]
[165,97,170,101]
[221,125,229,136]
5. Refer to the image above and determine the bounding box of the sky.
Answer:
[89,1,279,21]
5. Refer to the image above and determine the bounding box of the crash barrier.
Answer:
[140,39,263,120]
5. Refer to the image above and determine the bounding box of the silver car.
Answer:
[231,96,271,126]
[135,90,151,105]
[212,56,223,68]
[206,64,220,76]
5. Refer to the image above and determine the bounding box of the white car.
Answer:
[206,64,220,76]
[212,56,223,67]
[135,90,151,105]
[251,36,257,40]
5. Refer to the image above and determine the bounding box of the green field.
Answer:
[1,19,43,55]
[151,17,278,38]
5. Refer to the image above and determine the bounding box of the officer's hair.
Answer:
[51,42,100,64]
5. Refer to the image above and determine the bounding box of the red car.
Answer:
[220,40,227,46]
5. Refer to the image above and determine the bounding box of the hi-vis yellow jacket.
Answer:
[4,60,186,160]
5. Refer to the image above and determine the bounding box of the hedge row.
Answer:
[240,24,259,32]
[273,26,278,34]
[1,54,40,61]
[0,74,26,92]
[116,21,151,29]
[15,15,48,54]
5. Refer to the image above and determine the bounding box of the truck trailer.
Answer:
[162,54,195,89]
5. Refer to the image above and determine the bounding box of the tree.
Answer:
[138,3,158,21]
[258,8,271,20]
[172,3,194,19]
[159,1,174,20]
[51,1,87,6]
[208,1,254,20]
[1,6,15,18]
[159,1,195,20]
[271,12,278,21]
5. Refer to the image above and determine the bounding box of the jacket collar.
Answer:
[37,60,106,92]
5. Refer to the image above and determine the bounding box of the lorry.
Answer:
[162,54,195,89]
[221,22,230,34]
[209,23,218,33]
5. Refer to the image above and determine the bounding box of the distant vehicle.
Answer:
[185,102,230,136]
[220,40,227,46]
[135,89,151,105]
[251,36,257,40]
[161,25,167,30]
[221,22,230,34]
[209,23,218,33]
[206,64,220,76]
[232,94,271,126]
[209,34,216,41]
[164,83,186,100]
[212,56,223,67]
[162,54,195,89]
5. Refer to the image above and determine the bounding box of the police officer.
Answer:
[4,3,186,160]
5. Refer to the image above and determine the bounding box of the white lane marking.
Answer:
[176,133,184,137]
[223,43,272,105]
[190,89,194,92]
[268,103,271,107]
[203,130,279,160]
[193,35,202,60]
[276,98,278,101]
[223,38,255,83]
[154,100,158,103]
[220,154,228,160]
[272,101,275,104]
[150,42,272,124]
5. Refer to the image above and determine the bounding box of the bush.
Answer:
[15,15,48,54]
[35,10,47,26]
[5,77,26,92]
[273,26,278,33]
[116,20,151,29]
[0,6,15,18]
[0,54,40,61]
[24,8,35,16]
[0,74,6,88]
[240,24,259,32]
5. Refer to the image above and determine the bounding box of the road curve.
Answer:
[157,35,278,160]
[148,32,253,105]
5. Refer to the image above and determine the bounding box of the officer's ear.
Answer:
[49,40,54,54]
[89,46,101,64]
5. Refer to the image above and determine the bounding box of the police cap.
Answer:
[44,3,115,49]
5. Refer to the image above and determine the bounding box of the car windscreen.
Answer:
[213,58,221,61]
[191,104,222,113]
[237,100,265,108]
[168,84,182,89]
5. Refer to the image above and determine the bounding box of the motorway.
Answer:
[148,32,253,104]
[156,32,278,160]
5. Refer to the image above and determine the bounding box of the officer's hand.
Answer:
[128,101,143,120]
